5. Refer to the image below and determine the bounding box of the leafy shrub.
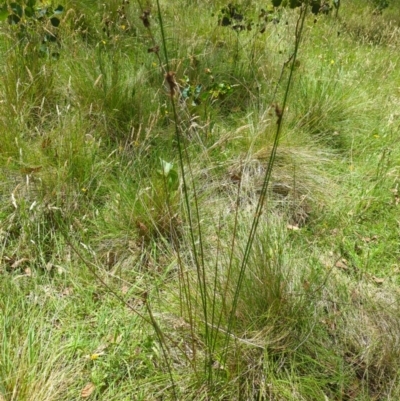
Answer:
[1,0,64,59]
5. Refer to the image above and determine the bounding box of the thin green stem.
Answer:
[154,0,209,374]
[221,3,309,370]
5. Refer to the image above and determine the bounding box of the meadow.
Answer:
[1,0,400,399]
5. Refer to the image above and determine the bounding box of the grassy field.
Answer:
[1,0,400,399]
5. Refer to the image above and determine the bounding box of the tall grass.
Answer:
[1,1,400,400]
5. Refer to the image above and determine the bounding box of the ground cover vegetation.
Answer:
[0,0,400,399]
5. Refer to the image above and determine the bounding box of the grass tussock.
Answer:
[1,1,400,400]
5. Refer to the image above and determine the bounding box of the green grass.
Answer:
[1,0,400,399]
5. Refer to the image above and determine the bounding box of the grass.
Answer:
[1,0,400,399]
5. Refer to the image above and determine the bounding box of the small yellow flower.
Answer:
[85,352,105,360]
[330,60,335,65]
[81,187,87,193]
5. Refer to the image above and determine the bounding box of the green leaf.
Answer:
[159,159,174,177]
[194,84,202,96]
[54,5,64,14]
[8,13,20,25]
[167,169,179,191]
[44,32,57,42]
[10,2,23,17]
[157,159,179,191]
[37,7,48,19]
[50,17,60,27]
[182,86,191,99]
[25,6,34,18]
[39,43,49,55]
[0,5,8,22]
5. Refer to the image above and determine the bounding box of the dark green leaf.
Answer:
[10,2,23,17]
[182,87,191,99]
[54,5,64,14]
[289,0,302,8]
[25,6,34,18]
[194,85,202,96]
[50,17,60,27]
[44,32,57,42]
[8,13,20,25]
[219,16,231,26]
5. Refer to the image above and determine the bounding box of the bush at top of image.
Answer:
[0,1,64,58]
[271,0,340,15]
